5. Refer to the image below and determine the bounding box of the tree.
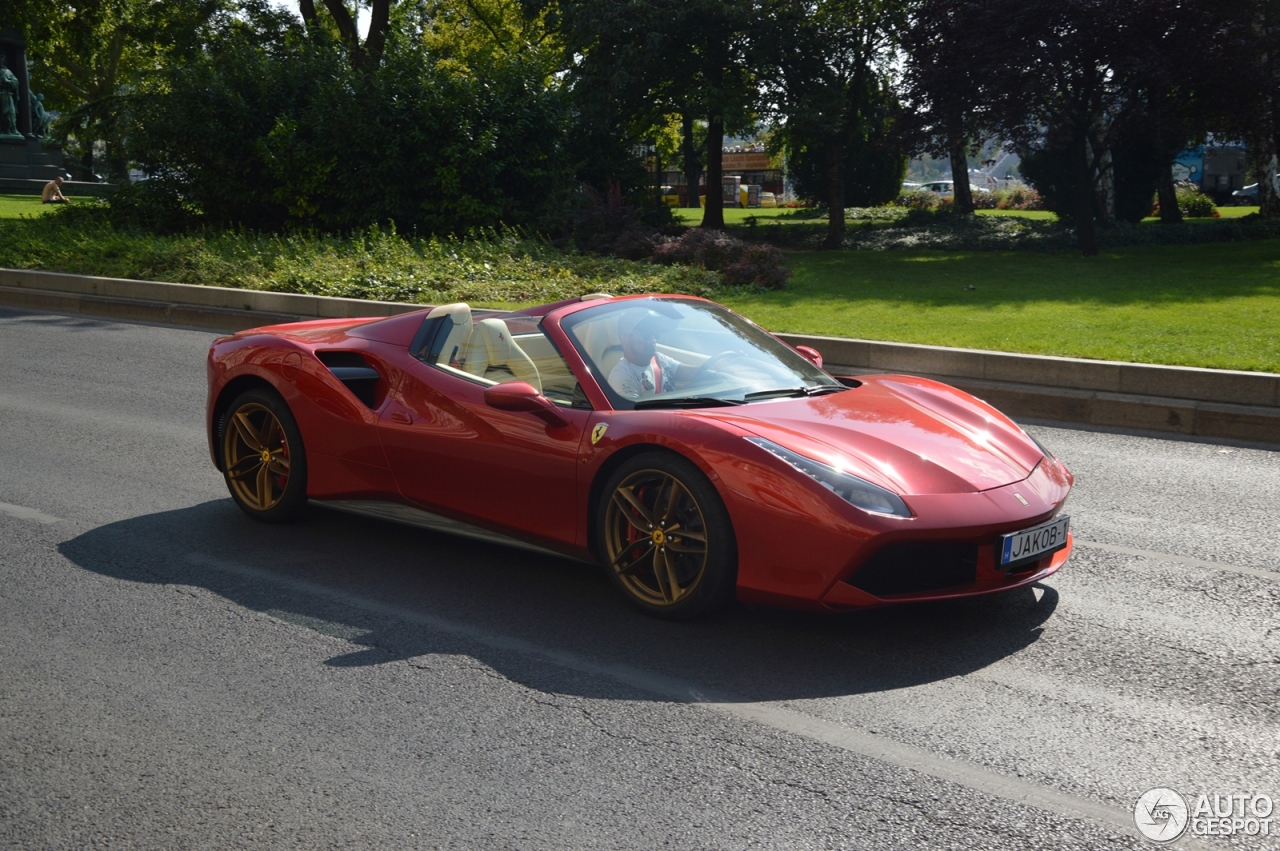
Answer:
[780,75,906,212]
[551,0,756,229]
[298,0,393,70]
[1201,0,1280,217]
[900,0,986,214]
[17,0,225,180]
[412,0,560,73]
[761,0,906,248]
[910,0,1220,254]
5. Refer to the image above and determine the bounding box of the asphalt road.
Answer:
[1,306,1277,851]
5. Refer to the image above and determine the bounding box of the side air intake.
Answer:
[315,351,382,409]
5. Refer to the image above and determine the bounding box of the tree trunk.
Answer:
[1251,129,1280,218]
[701,115,725,229]
[949,140,973,214]
[80,137,94,180]
[681,113,702,209]
[1157,158,1182,223]
[298,0,317,27]
[1251,3,1279,218]
[1074,133,1099,256]
[1095,142,1115,224]
[106,136,128,182]
[824,132,846,249]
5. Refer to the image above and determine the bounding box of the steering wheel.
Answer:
[692,350,744,384]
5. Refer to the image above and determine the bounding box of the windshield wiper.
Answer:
[803,384,847,396]
[633,396,745,409]
[742,384,846,402]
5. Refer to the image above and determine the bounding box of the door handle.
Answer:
[390,411,413,425]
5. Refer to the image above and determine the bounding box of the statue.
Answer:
[0,55,20,138]
[31,92,49,138]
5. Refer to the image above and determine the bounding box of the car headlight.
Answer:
[1023,430,1056,460]
[746,438,912,518]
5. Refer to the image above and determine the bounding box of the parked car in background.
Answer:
[920,180,991,196]
[759,191,777,208]
[1232,183,1257,205]
[1230,177,1279,205]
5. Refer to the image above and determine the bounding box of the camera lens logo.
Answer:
[1135,788,1189,842]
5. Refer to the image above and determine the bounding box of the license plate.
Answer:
[999,515,1069,567]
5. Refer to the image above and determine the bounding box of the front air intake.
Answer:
[847,541,979,597]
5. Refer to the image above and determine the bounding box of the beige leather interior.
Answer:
[425,302,473,367]
[461,318,542,392]
[514,333,578,402]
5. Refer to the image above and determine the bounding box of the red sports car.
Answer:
[207,294,1073,618]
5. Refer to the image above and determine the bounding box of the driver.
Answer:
[607,315,698,400]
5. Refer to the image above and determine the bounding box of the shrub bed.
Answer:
[0,207,726,305]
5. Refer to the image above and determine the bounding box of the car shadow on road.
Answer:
[60,500,1059,705]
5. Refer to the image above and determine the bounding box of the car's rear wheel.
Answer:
[597,452,736,619]
[219,388,308,522]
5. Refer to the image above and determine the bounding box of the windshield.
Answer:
[561,298,842,410]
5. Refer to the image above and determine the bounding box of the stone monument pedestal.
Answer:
[0,137,65,181]
[0,29,74,194]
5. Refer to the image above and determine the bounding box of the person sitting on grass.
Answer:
[41,176,68,205]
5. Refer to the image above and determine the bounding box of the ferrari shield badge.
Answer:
[591,423,609,445]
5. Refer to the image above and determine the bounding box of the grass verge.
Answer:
[718,241,1280,373]
[4,204,1276,373]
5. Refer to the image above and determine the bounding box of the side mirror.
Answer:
[484,381,567,427]
[795,345,824,369]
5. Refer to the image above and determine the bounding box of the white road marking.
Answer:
[184,550,1215,848]
[0,501,61,525]
[1075,539,1278,581]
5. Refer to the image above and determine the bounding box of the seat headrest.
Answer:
[426,302,471,326]
[472,318,514,361]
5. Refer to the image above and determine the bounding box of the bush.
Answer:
[1175,185,1218,218]
[0,206,724,303]
[721,243,791,289]
[570,182,674,258]
[124,39,575,235]
[896,189,946,210]
[652,228,791,289]
[992,186,1043,210]
[970,191,999,210]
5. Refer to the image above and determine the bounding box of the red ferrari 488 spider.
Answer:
[207,294,1073,618]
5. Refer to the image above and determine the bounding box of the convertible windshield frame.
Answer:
[558,296,841,411]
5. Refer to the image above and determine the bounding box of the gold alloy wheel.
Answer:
[603,469,709,607]
[223,403,292,512]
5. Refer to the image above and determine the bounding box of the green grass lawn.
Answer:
[674,206,1255,225]
[975,209,1057,220]
[0,194,90,218]
[717,239,1280,373]
[671,206,820,225]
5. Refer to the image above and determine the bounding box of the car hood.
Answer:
[696,375,1045,495]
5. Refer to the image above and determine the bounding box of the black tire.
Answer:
[595,451,737,619]
[218,387,308,523]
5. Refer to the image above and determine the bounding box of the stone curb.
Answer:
[0,267,420,320]
[773,332,1280,409]
[1,267,1277,445]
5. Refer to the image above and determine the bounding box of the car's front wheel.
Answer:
[596,452,736,619]
[219,387,308,522]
